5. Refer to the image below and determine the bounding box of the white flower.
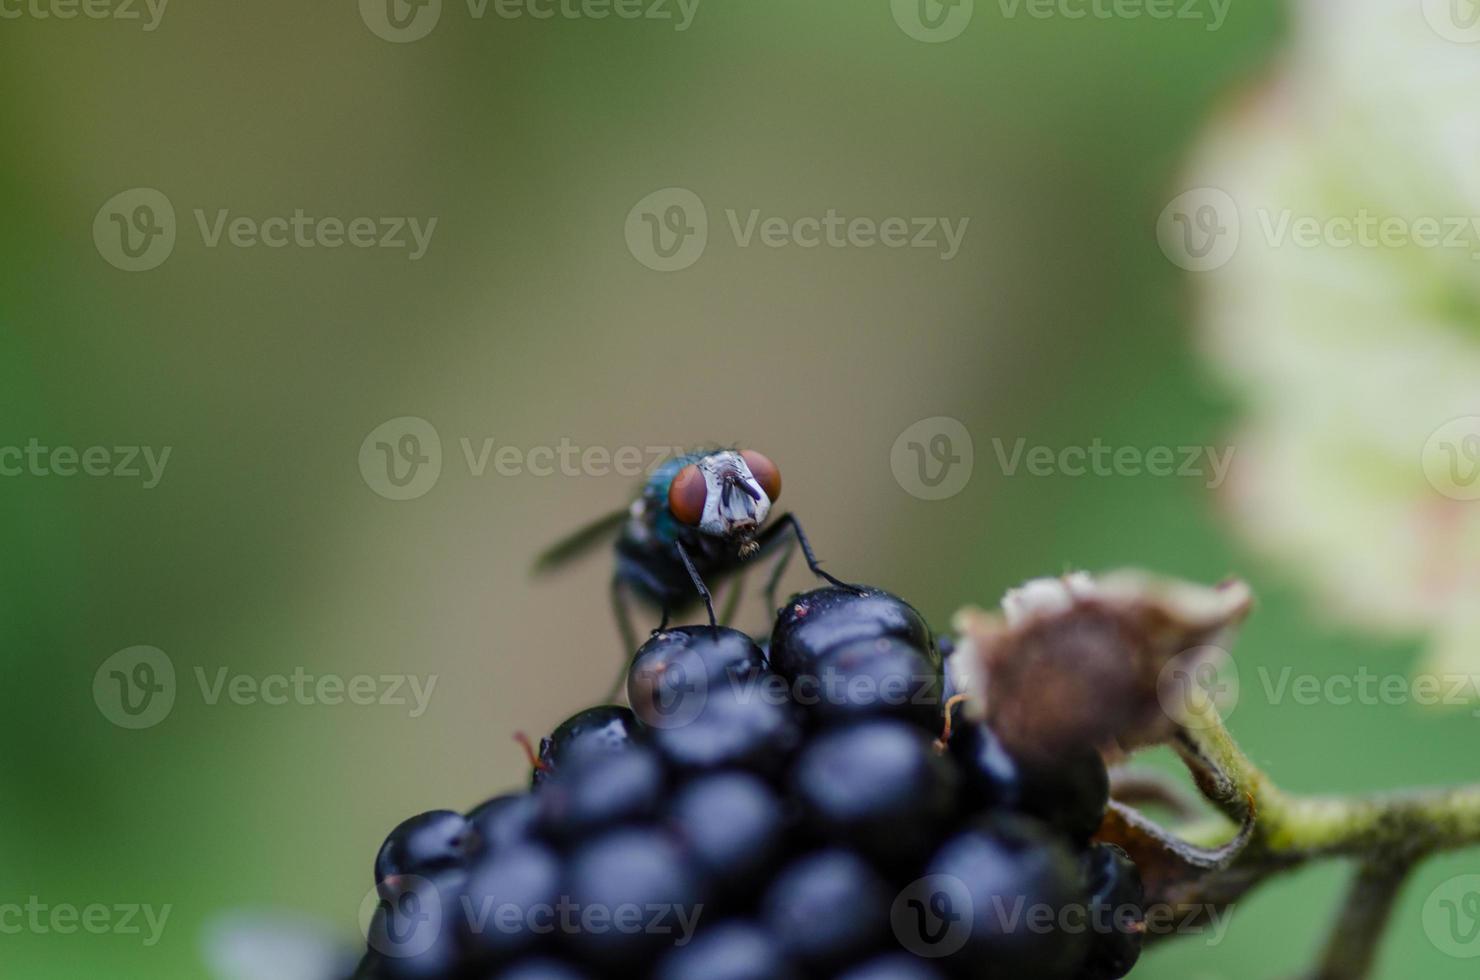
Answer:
[1182,0,1480,694]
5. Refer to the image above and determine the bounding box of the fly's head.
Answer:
[667,450,782,553]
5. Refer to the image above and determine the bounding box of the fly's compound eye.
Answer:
[668,464,708,526]
[740,450,781,502]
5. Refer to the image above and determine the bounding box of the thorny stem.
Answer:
[1153,696,1480,979]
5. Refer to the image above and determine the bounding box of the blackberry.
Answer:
[952,721,1110,844]
[769,587,937,681]
[950,717,1021,812]
[349,581,1145,980]
[561,827,704,970]
[374,811,472,886]
[760,849,891,970]
[1021,745,1110,846]
[798,636,942,731]
[663,771,788,900]
[363,868,469,978]
[627,626,766,729]
[533,706,642,784]
[536,744,667,842]
[486,958,593,980]
[836,953,949,980]
[1080,843,1146,980]
[925,815,1090,980]
[466,793,540,859]
[791,720,957,869]
[648,683,802,776]
[461,843,562,963]
[650,921,797,980]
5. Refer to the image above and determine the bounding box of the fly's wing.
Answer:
[202,912,358,980]
[531,506,629,575]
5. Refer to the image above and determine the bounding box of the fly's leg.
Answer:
[674,541,719,633]
[611,575,639,657]
[719,569,748,628]
[606,576,641,702]
[762,536,796,614]
[757,512,867,594]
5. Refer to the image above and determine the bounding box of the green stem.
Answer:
[1176,694,1480,861]
[1148,697,1480,979]
[1308,860,1411,980]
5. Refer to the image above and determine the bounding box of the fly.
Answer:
[534,447,859,664]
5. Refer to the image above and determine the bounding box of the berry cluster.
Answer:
[356,588,1145,979]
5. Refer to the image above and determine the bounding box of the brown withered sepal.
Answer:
[953,571,1253,760]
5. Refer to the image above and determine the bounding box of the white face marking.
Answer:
[696,451,771,538]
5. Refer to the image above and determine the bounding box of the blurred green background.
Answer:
[2,1,1475,977]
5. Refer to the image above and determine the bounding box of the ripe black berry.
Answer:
[534,706,642,785]
[1080,842,1146,980]
[466,793,539,859]
[536,744,666,842]
[663,771,788,900]
[836,953,949,980]
[364,868,468,978]
[798,635,942,730]
[561,827,704,970]
[488,958,593,980]
[769,587,936,681]
[952,721,1109,845]
[648,684,801,776]
[650,921,797,980]
[791,720,957,868]
[627,626,766,728]
[1016,744,1110,846]
[461,843,562,962]
[374,810,472,885]
[760,849,891,971]
[350,577,1144,980]
[925,815,1089,980]
[950,719,1021,812]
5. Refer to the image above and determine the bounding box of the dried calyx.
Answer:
[950,570,1252,758]
[950,570,1480,980]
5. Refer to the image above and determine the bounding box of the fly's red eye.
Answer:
[740,450,781,502]
[668,464,707,525]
